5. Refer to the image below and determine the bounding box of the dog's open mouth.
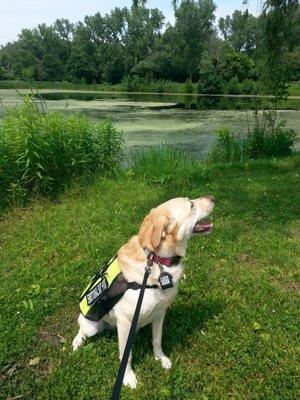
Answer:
[193,219,213,234]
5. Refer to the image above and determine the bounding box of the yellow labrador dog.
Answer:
[73,196,215,388]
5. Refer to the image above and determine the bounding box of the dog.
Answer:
[72,196,215,389]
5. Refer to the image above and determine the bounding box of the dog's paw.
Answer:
[123,370,137,389]
[72,334,83,351]
[155,355,172,370]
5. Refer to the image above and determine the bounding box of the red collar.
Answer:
[144,248,182,267]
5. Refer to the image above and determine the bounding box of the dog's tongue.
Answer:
[193,220,213,233]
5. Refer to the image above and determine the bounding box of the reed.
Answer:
[0,97,123,205]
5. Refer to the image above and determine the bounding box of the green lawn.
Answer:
[1,155,299,400]
[289,82,300,96]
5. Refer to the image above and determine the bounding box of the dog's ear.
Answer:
[165,218,178,235]
[139,211,170,251]
[138,213,154,250]
[151,215,168,249]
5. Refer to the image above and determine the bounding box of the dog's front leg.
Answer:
[117,320,137,389]
[152,312,172,369]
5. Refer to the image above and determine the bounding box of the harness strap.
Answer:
[127,281,158,290]
[110,265,151,400]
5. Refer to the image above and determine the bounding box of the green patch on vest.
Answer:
[79,255,121,321]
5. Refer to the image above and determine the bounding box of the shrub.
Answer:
[0,97,123,205]
[120,76,189,94]
[208,118,295,163]
[197,74,223,94]
[243,119,295,158]
[225,76,241,94]
[120,75,140,92]
[239,79,256,94]
[207,127,242,163]
[184,79,194,94]
[151,79,165,93]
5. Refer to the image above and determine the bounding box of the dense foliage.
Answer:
[208,119,295,163]
[0,1,299,92]
[0,99,123,206]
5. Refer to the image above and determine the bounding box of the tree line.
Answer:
[0,0,299,93]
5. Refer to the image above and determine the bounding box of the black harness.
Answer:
[79,251,182,322]
[84,273,158,322]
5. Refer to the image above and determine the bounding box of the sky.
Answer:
[0,0,262,46]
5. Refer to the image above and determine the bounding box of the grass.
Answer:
[0,98,123,207]
[0,79,189,94]
[0,80,123,92]
[208,120,296,163]
[288,81,300,96]
[130,147,200,184]
[1,80,300,97]
[0,152,299,399]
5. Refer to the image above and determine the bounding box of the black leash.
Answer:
[110,262,152,400]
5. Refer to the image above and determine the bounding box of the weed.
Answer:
[208,127,242,163]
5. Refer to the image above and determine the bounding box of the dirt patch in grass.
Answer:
[37,328,61,347]
[36,305,78,348]
[288,224,300,240]
[237,253,258,268]
[274,278,300,293]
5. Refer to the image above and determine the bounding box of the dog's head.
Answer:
[138,196,215,257]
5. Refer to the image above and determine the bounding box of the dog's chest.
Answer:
[106,265,183,327]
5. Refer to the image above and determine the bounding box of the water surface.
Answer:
[1,89,299,159]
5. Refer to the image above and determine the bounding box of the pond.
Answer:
[1,89,299,159]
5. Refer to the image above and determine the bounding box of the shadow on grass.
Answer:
[90,298,225,365]
[163,298,225,355]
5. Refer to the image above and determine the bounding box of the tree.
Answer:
[259,0,299,95]
[219,10,261,56]
[0,23,72,81]
[84,8,127,83]
[0,0,297,88]
[173,0,216,80]
[67,23,98,83]
[131,51,175,80]
[198,50,223,93]
[219,44,255,82]
[53,18,74,41]
[124,1,164,70]
[151,24,188,81]
[83,3,164,82]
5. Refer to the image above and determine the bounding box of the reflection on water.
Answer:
[37,91,299,111]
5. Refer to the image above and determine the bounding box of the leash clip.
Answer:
[147,251,155,265]
[146,258,152,274]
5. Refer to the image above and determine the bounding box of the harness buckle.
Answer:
[131,282,140,290]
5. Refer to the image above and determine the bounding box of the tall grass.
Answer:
[208,114,295,163]
[130,146,209,184]
[0,98,123,205]
[243,117,295,159]
[208,127,242,163]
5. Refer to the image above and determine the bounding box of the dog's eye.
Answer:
[189,201,194,210]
